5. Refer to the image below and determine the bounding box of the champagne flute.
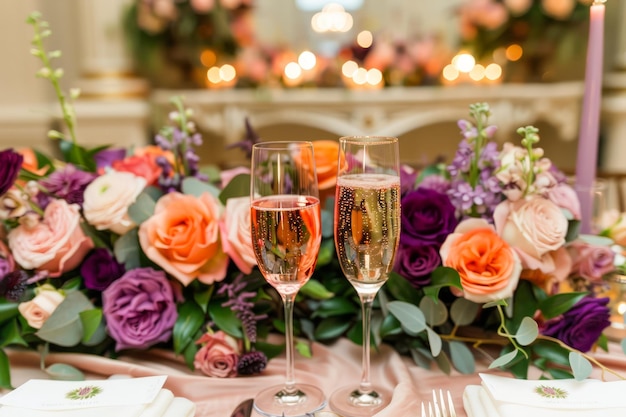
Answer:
[250,141,326,417]
[329,136,401,416]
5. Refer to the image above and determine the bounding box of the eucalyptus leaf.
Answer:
[450,298,480,327]
[182,176,220,199]
[514,317,539,346]
[426,327,442,357]
[449,341,475,374]
[127,190,157,225]
[218,174,250,204]
[45,363,85,381]
[386,301,427,335]
[489,350,518,369]
[410,347,433,370]
[622,338,626,355]
[569,352,592,381]
[79,309,107,345]
[173,300,205,354]
[433,350,452,375]
[36,292,96,347]
[113,227,141,269]
[420,296,448,327]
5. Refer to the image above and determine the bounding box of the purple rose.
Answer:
[102,267,178,351]
[541,297,611,352]
[80,248,125,291]
[0,149,24,195]
[400,187,458,246]
[394,243,441,288]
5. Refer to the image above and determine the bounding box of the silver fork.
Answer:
[421,389,457,417]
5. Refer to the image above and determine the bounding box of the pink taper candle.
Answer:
[576,0,606,234]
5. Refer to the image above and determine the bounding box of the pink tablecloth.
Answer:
[5,338,626,417]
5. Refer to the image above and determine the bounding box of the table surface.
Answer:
[5,337,626,417]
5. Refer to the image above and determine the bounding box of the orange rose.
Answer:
[312,140,344,191]
[18,148,49,177]
[138,192,229,286]
[440,218,522,303]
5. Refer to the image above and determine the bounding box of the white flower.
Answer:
[83,170,146,234]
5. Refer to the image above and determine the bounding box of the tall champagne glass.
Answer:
[250,141,326,417]
[329,136,401,416]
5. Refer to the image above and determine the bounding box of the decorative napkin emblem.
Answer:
[533,385,568,399]
[65,385,103,400]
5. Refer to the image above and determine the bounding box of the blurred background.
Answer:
[1,0,625,172]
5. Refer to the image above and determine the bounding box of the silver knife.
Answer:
[230,398,254,417]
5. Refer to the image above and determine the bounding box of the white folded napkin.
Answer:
[0,376,195,417]
[463,373,626,417]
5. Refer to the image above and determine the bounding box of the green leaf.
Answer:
[0,349,11,389]
[193,285,213,314]
[45,363,85,381]
[426,327,442,357]
[411,347,433,370]
[433,350,452,375]
[173,300,205,354]
[312,297,358,319]
[420,296,448,327]
[539,292,587,320]
[36,292,96,347]
[113,228,141,269]
[313,317,352,340]
[316,239,335,267]
[379,314,402,338]
[386,301,427,335]
[511,280,539,329]
[622,338,626,355]
[0,299,19,324]
[450,298,480,327]
[301,279,335,300]
[0,319,27,348]
[569,352,592,381]
[209,302,243,338]
[423,267,461,300]
[547,368,574,380]
[449,341,475,374]
[255,341,284,361]
[295,340,312,358]
[127,190,157,225]
[182,176,220,199]
[514,317,538,346]
[483,299,508,309]
[61,277,83,292]
[79,309,106,345]
[218,174,251,204]
[489,350,519,369]
[532,341,571,367]
[385,272,421,305]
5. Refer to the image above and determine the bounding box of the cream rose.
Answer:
[598,209,626,246]
[18,286,65,329]
[219,196,257,274]
[8,199,93,277]
[83,170,146,234]
[493,197,568,272]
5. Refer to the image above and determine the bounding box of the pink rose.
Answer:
[139,192,229,286]
[219,196,256,274]
[8,200,93,277]
[440,218,522,303]
[567,240,615,284]
[194,331,240,378]
[546,182,581,220]
[18,285,65,329]
[494,197,568,275]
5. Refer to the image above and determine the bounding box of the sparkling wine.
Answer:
[251,195,321,295]
[334,174,400,294]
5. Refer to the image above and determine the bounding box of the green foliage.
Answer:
[36,292,99,347]
[45,363,85,381]
[569,352,592,381]
[173,300,205,355]
[0,349,13,389]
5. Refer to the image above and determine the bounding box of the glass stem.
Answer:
[283,293,297,394]
[358,294,376,395]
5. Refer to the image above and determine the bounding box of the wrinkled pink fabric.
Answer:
[6,338,626,417]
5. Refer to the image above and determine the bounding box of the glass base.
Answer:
[329,385,391,417]
[253,383,326,417]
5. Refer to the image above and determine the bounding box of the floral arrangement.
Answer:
[457,0,591,82]
[2,11,626,392]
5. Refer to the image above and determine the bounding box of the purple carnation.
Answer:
[0,149,23,196]
[80,248,126,291]
[39,164,96,206]
[541,297,611,352]
[102,267,178,351]
[400,187,458,246]
[394,243,441,288]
